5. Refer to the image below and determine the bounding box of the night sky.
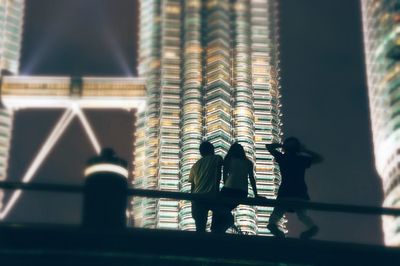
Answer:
[5,0,383,245]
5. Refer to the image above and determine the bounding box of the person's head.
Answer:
[283,137,301,153]
[226,142,247,160]
[199,141,215,157]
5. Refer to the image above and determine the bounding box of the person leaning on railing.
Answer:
[189,141,223,232]
[266,137,323,239]
[211,142,260,233]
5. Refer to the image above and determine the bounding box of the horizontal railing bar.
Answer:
[0,182,83,193]
[0,181,399,216]
[127,189,400,216]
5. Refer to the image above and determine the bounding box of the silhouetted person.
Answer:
[189,141,223,232]
[212,142,259,233]
[266,137,323,239]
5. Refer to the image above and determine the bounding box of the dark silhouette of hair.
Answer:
[228,142,246,159]
[87,147,127,168]
[199,141,215,157]
[224,142,247,174]
[100,148,116,159]
[283,137,301,153]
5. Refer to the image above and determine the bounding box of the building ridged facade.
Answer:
[0,0,24,210]
[0,108,12,208]
[134,0,283,234]
[0,0,24,75]
[361,0,400,246]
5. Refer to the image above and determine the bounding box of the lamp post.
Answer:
[82,148,129,230]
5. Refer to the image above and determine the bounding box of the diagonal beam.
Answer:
[0,108,76,219]
[75,108,101,155]
[21,109,75,183]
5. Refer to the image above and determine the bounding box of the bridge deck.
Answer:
[0,224,399,266]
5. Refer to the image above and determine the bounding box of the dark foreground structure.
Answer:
[1,180,400,265]
[1,223,400,266]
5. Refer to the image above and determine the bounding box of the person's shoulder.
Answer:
[212,154,223,162]
[245,158,253,165]
[192,158,202,168]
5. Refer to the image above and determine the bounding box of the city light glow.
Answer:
[0,0,283,237]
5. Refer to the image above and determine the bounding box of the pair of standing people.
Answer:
[189,141,258,233]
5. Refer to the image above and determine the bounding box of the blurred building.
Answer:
[134,0,283,235]
[361,0,400,245]
[0,0,24,208]
[0,0,24,75]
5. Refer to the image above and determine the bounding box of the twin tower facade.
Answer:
[2,0,400,244]
[133,0,282,234]
[0,0,24,206]
[0,0,283,235]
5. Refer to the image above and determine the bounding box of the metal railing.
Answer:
[0,181,399,217]
[0,180,399,266]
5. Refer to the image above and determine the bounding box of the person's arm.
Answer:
[222,160,228,184]
[189,165,195,193]
[248,161,258,197]
[301,147,324,164]
[266,143,283,159]
[215,156,223,195]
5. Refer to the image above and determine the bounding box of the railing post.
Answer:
[82,148,129,230]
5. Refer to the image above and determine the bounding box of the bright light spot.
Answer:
[84,163,128,178]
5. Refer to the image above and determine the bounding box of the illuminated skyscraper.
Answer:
[361,0,400,245]
[134,0,282,234]
[0,0,24,75]
[0,0,24,209]
[0,108,12,190]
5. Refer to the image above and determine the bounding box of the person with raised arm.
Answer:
[266,137,323,239]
